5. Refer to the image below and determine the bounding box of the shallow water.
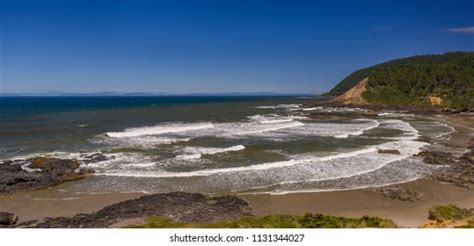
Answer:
[0,96,459,194]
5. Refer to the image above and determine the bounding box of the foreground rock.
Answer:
[416,139,474,189]
[0,157,92,194]
[415,150,455,165]
[0,212,18,228]
[16,192,252,228]
[375,186,423,202]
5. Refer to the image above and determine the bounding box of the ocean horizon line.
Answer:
[0,92,317,97]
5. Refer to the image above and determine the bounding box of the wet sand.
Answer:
[2,177,473,227]
[1,114,473,227]
[0,187,144,223]
[242,179,474,227]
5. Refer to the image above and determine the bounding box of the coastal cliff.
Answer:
[331,77,369,105]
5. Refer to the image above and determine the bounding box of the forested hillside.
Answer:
[326,52,474,110]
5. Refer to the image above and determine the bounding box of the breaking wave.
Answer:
[106,123,215,138]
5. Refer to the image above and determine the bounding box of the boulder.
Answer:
[461,149,474,164]
[420,139,474,189]
[378,149,400,155]
[376,186,423,202]
[0,156,91,194]
[415,150,455,165]
[80,153,112,164]
[28,157,80,175]
[0,212,18,227]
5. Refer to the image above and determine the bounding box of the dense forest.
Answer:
[326,52,474,110]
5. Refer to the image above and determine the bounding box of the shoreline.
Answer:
[242,178,474,227]
[1,112,473,227]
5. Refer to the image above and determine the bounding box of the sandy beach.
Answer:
[243,179,474,227]
[2,176,473,227]
[1,114,473,227]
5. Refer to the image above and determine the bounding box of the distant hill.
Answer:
[325,52,474,110]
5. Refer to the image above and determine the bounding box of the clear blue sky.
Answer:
[0,0,473,94]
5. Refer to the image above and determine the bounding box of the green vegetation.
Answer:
[132,213,397,228]
[455,219,474,228]
[427,205,474,228]
[428,205,473,222]
[326,52,474,110]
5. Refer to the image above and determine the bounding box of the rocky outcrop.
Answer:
[378,149,401,155]
[416,139,474,189]
[0,212,18,228]
[16,192,252,228]
[375,186,423,202]
[80,153,112,164]
[0,157,92,194]
[415,150,455,165]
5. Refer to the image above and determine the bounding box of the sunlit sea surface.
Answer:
[0,96,457,195]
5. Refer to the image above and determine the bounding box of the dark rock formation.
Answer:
[28,157,80,174]
[378,149,401,155]
[461,139,474,163]
[415,150,455,165]
[16,192,252,228]
[416,139,474,189]
[80,153,112,164]
[376,186,423,202]
[0,157,91,194]
[0,212,18,228]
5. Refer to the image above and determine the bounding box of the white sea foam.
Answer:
[176,153,202,160]
[304,107,369,113]
[287,115,307,120]
[334,119,380,138]
[434,123,456,139]
[176,145,246,160]
[380,119,420,140]
[228,121,305,136]
[21,165,42,173]
[184,145,246,155]
[98,159,300,177]
[248,114,298,124]
[176,145,245,160]
[80,114,426,193]
[97,114,385,146]
[236,140,427,193]
[71,115,443,195]
[106,123,215,138]
[256,104,301,109]
[98,136,426,179]
[255,106,276,109]
[93,135,191,149]
[378,112,415,118]
[259,119,294,124]
[302,107,321,111]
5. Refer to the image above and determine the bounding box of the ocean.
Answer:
[0,96,456,195]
